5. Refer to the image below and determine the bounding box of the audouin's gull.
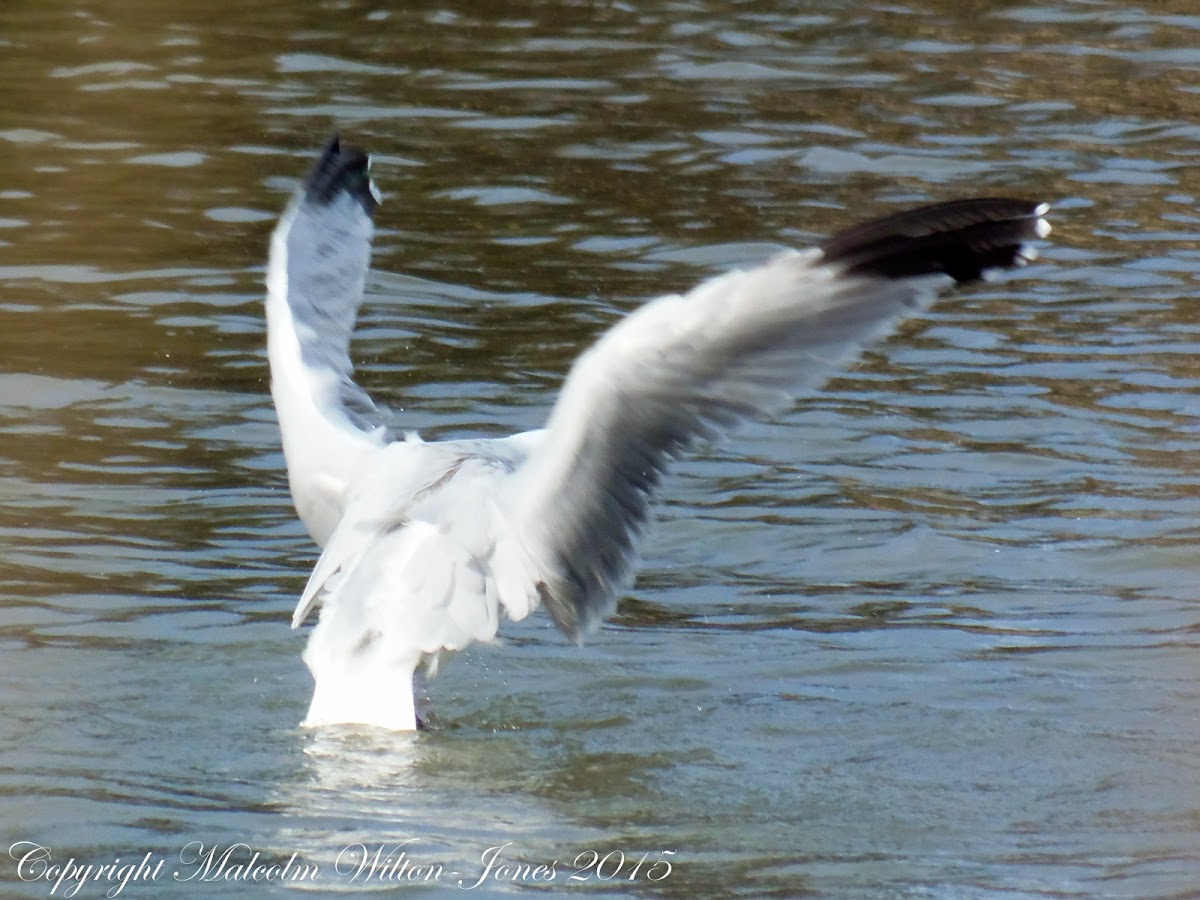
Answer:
[267,136,1051,730]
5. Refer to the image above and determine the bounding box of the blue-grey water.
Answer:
[3,1,1200,897]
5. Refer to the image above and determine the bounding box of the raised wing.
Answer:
[511,198,1051,639]
[266,137,393,545]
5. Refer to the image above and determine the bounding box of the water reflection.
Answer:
[271,724,627,895]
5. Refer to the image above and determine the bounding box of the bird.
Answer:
[266,135,1050,731]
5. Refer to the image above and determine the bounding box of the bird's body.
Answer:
[267,137,1049,730]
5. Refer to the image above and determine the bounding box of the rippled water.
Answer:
[3,1,1200,896]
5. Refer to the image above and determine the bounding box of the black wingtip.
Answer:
[302,134,380,216]
[820,197,1051,285]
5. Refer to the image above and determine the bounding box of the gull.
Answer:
[266,136,1050,731]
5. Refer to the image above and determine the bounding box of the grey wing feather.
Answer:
[278,137,391,435]
[510,199,1051,640]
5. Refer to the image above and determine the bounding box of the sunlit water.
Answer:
[3,1,1200,896]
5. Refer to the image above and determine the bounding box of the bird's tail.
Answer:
[300,611,423,731]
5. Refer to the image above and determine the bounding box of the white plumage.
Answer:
[266,136,1050,730]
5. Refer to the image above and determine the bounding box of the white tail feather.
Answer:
[301,623,421,730]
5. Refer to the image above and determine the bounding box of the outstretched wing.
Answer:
[511,198,1051,639]
[266,137,392,545]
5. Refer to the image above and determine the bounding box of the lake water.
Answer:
[3,0,1200,896]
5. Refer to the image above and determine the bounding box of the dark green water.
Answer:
[3,1,1200,896]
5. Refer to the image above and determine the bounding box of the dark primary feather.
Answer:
[304,135,379,216]
[820,197,1045,283]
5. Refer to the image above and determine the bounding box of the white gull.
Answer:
[266,136,1050,730]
